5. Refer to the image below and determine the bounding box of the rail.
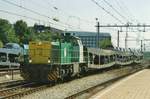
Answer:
[65,67,143,99]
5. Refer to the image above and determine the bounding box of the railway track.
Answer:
[65,67,143,99]
[0,79,56,99]
[0,68,20,72]
[0,70,20,77]
[0,64,145,99]
[0,82,52,99]
[0,80,25,89]
[0,67,20,77]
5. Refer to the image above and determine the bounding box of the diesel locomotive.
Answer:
[20,33,143,82]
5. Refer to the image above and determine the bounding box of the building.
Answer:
[69,31,111,48]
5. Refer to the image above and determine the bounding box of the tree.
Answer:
[7,28,19,43]
[0,18,15,44]
[35,31,52,41]
[14,20,30,44]
[32,24,52,41]
[99,38,113,49]
[0,40,3,48]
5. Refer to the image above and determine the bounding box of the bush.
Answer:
[99,38,113,49]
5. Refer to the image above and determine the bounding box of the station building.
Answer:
[69,31,111,48]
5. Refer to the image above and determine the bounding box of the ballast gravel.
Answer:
[22,67,136,99]
[0,73,23,83]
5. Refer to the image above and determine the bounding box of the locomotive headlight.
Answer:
[48,60,50,63]
[48,57,50,63]
[29,59,32,63]
[39,42,42,45]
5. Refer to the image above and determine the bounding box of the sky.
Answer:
[0,0,150,50]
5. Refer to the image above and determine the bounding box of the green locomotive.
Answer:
[20,34,86,82]
[20,33,143,82]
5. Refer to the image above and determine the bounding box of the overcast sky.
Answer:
[0,0,150,50]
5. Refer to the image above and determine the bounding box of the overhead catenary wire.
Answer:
[1,0,80,30]
[0,9,75,30]
[115,0,144,48]
[100,0,140,36]
[114,0,132,22]
[29,0,56,14]
[44,0,96,24]
[116,0,139,23]
[91,0,124,24]
[29,0,79,29]
[101,0,129,23]
[27,0,91,30]
[32,0,96,31]
[0,9,40,22]
[2,0,53,20]
[114,0,141,47]
[2,0,130,32]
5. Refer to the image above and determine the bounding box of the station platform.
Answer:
[90,69,150,99]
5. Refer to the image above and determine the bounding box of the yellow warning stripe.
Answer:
[51,73,56,80]
[48,74,53,80]
[48,71,58,81]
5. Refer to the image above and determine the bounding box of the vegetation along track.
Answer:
[65,66,143,99]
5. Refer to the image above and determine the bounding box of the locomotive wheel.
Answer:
[79,66,88,75]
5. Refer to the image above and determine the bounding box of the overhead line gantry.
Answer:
[96,23,150,49]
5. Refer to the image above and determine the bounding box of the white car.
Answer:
[4,43,23,54]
